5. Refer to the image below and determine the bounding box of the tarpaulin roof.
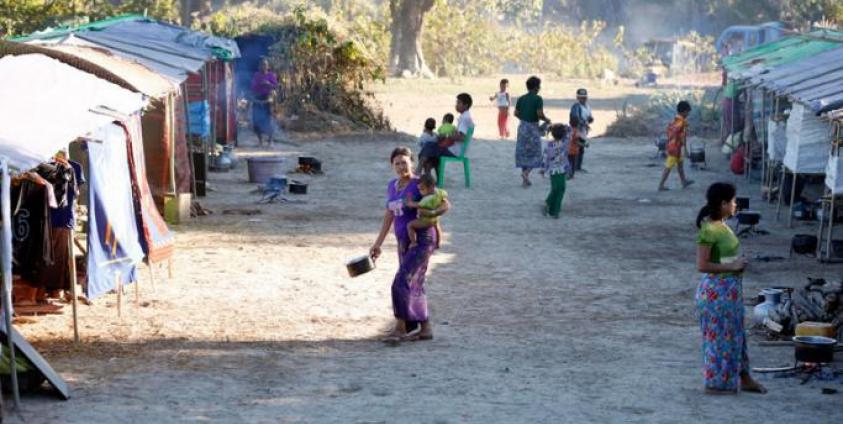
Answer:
[722,30,843,81]
[44,45,178,98]
[749,46,843,114]
[16,15,240,60]
[0,54,146,170]
[17,15,240,83]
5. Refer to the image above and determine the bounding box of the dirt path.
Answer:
[11,79,843,423]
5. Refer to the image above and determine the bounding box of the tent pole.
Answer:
[760,90,767,194]
[825,193,835,260]
[148,260,156,292]
[1,158,21,408]
[788,172,797,228]
[168,93,177,195]
[743,89,755,182]
[116,275,122,319]
[776,167,786,220]
[68,230,80,343]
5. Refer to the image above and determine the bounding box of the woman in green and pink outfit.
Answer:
[695,182,766,395]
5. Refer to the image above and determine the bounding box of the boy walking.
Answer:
[658,101,695,191]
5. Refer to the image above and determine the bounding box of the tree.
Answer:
[388,0,435,78]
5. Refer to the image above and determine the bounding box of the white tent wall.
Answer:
[783,103,831,174]
[767,119,788,162]
[0,54,146,170]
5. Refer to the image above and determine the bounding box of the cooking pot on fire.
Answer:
[793,336,837,364]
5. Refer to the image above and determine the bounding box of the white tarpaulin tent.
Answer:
[767,119,788,161]
[783,103,830,174]
[0,54,146,170]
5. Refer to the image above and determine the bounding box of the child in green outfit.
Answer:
[437,113,457,138]
[405,173,447,249]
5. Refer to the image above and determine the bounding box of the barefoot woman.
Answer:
[695,182,766,395]
[371,147,450,342]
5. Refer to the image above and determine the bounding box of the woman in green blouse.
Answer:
[514,76,551,187]
[695,182,766,395]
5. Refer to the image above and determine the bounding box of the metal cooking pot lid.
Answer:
[793,336,838,345]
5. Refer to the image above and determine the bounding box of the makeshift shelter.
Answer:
[721,31,843,185]
[817,112,843,261]
[0,50,148,403]
[41,45,185,211]
[18,15,242,197]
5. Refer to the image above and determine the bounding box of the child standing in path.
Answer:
[658,101,695,191]
[405,173,447,249]
[490,78,511,138]
[541,124,571,218]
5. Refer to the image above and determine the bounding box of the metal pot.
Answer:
[689,142,705,163]
[736,211,760,225]
[346,255,375,278]
[791,234,818,255]
[793,336,837,363]
[289,181,308,194]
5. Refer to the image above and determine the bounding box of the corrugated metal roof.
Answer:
[747,47,843,113]
[15,15,240,60]
[722,30,843,80]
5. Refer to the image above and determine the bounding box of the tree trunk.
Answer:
[180,0,211,27]
[388,0,435,78]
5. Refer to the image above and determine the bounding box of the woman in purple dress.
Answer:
[370,147,450,342]
[250,59,278,146]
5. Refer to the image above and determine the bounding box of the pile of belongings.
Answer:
[767,278,843,340]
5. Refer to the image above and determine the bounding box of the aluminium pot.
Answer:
[346,255,375,278]
[793,336,837,363]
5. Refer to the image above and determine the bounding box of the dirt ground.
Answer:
[9,77,843,423]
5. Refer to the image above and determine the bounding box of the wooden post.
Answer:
[788,171,797,228]
[147,260,156,292]
[760,90,767,194]
[168,257,173,279]
[68,230,80,343]
[776,167,786,220]
[116,274,122,319]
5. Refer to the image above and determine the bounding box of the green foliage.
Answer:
[0,0,178,37]
[267,8,389,129]
[422,1,618,78]
[606,89,721,138]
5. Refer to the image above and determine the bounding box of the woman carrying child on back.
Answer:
[540,124,571,219]
[405,173,446,249]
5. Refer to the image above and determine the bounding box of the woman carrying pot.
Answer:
[370,147,450,342]
[695,182,766,395]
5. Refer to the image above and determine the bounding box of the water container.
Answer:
[246,156,285,183]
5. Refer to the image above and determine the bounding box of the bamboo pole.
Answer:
[68,230,79,343]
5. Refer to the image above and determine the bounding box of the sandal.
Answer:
[399,326,423,342]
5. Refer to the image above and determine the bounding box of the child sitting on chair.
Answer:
[405,173,446,249]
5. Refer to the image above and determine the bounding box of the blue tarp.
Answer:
[85,123,144,299]
[188,100,210,137]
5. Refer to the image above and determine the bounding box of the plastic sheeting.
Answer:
[825,155,843,193]
[0,54,145,171]
[783,104,831,174]
[767,119,788,161]
[85,123,144,300]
